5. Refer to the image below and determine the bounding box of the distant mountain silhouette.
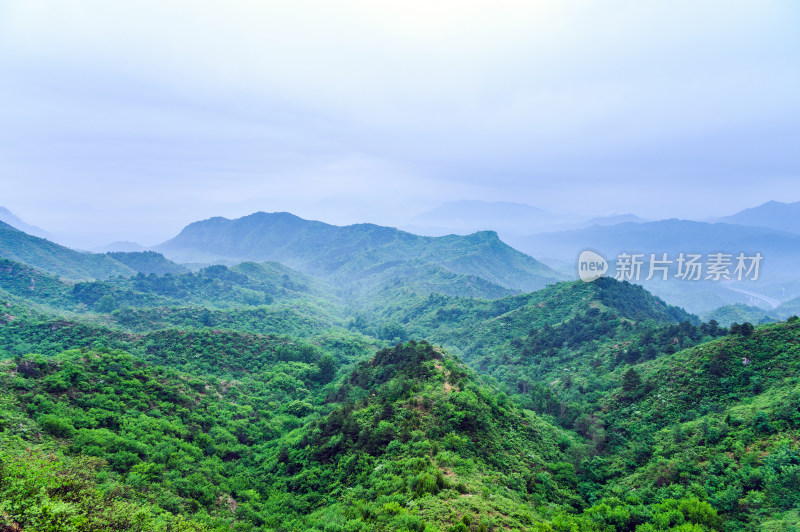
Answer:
[717,200,800,234]
[508,219,800,313]
[0,206,50,239]
[156,211,564,292]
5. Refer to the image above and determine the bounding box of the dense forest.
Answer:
[1,248,799,531]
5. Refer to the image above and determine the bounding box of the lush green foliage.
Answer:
[2,247,799,530]
[156,212,563,293]
[106,251,189,275]
[0,222,136,280]
[702,303,779,328]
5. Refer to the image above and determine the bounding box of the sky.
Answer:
[1,1,799,248]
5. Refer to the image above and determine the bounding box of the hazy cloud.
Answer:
[1,1,799,246]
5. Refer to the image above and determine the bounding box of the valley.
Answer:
[2,209,799,531]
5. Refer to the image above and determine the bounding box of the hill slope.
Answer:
[591,320,800,528]
[155,211,564,293]
[0,221,136,280]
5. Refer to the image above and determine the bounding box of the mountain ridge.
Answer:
[156,211,565,292]
[0,220,136,281]
[717,200,800,234]
[0,206,51,239]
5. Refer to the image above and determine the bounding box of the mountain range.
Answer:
[2,201,800,529]
[154,211,564,294]
[2,247,797,528]
[716,199,800,234]
[3,199,800,315]
[506,218,800,313]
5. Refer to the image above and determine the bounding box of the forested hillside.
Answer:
[155,212,563,292]
[0,222,137,281]
[2,234,799,530]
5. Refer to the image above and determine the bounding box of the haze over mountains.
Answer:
[3,198,800,529]
[715,200,800,234]
[403,199,651,237]
[154,211,562,293]
[0,206,51,240]
[1,198,799,315]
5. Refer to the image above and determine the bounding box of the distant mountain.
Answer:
[0,206,50,239]
[155,211,564,293]
[717,200,800,234]
[105,251,187,275]
[0,221,136,280]
[93,241,146,253]
[774,295,800,319]
[507,219,800,313]
[511,219,800,261]
[406,199,578,236]
[701,303,778,327]
[0,223,190,281]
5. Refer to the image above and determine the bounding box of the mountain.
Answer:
[511,219,800,262]
[717,200,800,234]
[3,237,792,528]
[405,199,578,236]
[508,219,800,313]
[774,294,800,319]
[0,339,343,531]
[591,320,800,528]
[0,221,136,280]
[348,277,698,378]
[0,256,339,322]
[0,206,51,239]
[105,251,188,275]
[155,211,564,293]
[702,303,778,327]
[0,335,731,530]
[259,340,586,529]
[0,258,77,309]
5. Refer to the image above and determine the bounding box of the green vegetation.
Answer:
[1,239,799,530]
[0,222,136,280]
[106,251,189,275]
[702,304,777,328]
[155,212,564,292]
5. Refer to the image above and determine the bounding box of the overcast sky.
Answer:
[1,1,799,247]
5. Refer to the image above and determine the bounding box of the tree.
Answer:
[317,354,337,384]
[96,294,117,313]
[622,368,642,393]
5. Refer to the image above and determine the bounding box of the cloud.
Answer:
[0,1,799,245]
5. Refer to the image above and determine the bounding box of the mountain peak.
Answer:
[718,199,800,235]
[155,211,564,292]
